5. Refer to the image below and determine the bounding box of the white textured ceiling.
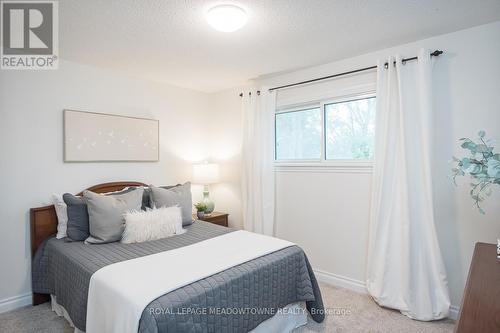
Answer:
[59,0,500,92]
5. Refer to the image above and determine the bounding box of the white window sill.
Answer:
[274,160,373,174]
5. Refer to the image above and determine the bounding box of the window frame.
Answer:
[274,91,376,171]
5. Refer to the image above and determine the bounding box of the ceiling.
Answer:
[59,0,500,92]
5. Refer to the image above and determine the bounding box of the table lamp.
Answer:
[192,162,220,214]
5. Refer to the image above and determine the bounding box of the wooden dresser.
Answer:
[455,242,500,333]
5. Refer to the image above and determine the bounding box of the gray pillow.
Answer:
[63,193,89,241]
[150,182,193,226]
[84,188,144,244]
[147,184,181,208]
[63,187,141,241]
[119,186,150,210]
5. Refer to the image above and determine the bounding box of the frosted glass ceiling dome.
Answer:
[206,4,248,32]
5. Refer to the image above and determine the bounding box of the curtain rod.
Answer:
[239,50,443,97]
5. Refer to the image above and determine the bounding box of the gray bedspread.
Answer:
[32,222,324,332]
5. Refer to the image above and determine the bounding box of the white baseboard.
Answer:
[314,269,460,320]
[314,269,368,294]
[449,305,459,320]
[0,293,32,314]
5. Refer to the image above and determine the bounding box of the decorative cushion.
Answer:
[63,193,89,241]
[150,182,193,226]
[84,188,144,244]
[52,194,68,239]
[122,186,151,210]
[63,187,144,241]
[146,184,181,208]
[121,206,184,244]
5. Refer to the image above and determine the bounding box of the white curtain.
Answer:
[366,49,451,320]
[241,88,277,236]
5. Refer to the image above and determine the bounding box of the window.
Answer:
[275,107,322,160]
[275,95,376,163]
[325,97,376,160]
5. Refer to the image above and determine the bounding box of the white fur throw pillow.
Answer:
[121,206,185,244]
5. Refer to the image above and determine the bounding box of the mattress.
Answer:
[32,221,324,332]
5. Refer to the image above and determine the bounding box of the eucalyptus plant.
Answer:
[451,130,500,214]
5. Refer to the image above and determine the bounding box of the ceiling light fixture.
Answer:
[206,4,248,32]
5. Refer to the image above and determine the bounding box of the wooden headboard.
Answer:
[30,181,147,257]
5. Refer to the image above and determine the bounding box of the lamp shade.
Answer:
[192,163,220,184]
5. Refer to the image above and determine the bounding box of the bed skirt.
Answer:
[51,295,308,333]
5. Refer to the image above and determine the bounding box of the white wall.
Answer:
[1,20,499,316]
[221,21,500,311]
[0,60,213,311]
[208,88,245,229]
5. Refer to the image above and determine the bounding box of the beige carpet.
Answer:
[297,283,455,333]
[0,283,455,333]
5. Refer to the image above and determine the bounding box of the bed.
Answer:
[30,181,325,332]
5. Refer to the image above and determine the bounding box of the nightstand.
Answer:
[193,211,229,227]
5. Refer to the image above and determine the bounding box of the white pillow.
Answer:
[121,206,184,244]
[52,194,68,239]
